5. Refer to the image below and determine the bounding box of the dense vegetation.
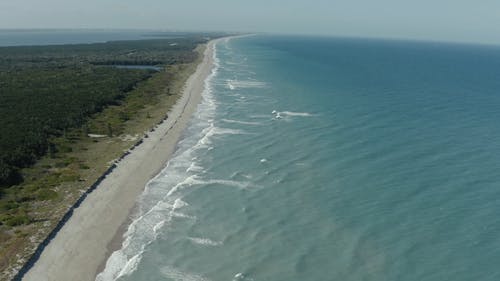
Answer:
[0,36,206,187]
[0,32,230,280]
[0,67,152,186]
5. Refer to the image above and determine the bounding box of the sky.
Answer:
[1,0,500,45]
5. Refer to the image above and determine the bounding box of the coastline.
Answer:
[21,39,218,281]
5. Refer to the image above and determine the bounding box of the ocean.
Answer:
[93,35,500,280]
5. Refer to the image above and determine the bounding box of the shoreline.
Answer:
[21,39,218,281]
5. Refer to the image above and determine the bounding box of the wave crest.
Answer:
[188,237,223,246]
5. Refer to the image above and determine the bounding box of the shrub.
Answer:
[36,189,58,201]
[0,201,19,211]
[4,214,31,227]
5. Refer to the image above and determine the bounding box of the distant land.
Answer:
[0,29,223,47]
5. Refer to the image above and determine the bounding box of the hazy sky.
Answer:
[1,0,500,44]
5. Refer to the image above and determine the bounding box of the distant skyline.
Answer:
[1,0,500,45]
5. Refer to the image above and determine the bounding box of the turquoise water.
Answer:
[98,36,500,281]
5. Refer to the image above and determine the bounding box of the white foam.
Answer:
[214,127,248,135]
[281,111,313,117]
[188,237,223,246]
[151,201,173,212]
[173,198,189,209]
[226,79,267,89]
[221,118,262,126]
[116,253,141,279]
[233,273,254,281]
[249,114,273,119]
[230,171,253,180]
[160,266,211,281]
[272,110,313,119]
[166,175,203,197]
[197,123,216,147]
[194,124,248,149]
[216,177,253,186]
[204,179,255,189]
[95,251,144,281]
[186,162,203,173]
[164,175,254,197]
[171,212,196,219]
[99,192,195,280]
[95,251,127,281]
[153,220,165,233]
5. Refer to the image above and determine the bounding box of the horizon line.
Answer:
[1,28,500,48]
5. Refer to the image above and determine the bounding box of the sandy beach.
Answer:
[21,39,217,281]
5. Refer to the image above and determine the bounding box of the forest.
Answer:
[0,36,206,187]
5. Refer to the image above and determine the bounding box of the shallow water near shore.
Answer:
[99,36,500,281]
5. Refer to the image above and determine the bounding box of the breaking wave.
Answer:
[187,237,223,246]
[227,79,267,90]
